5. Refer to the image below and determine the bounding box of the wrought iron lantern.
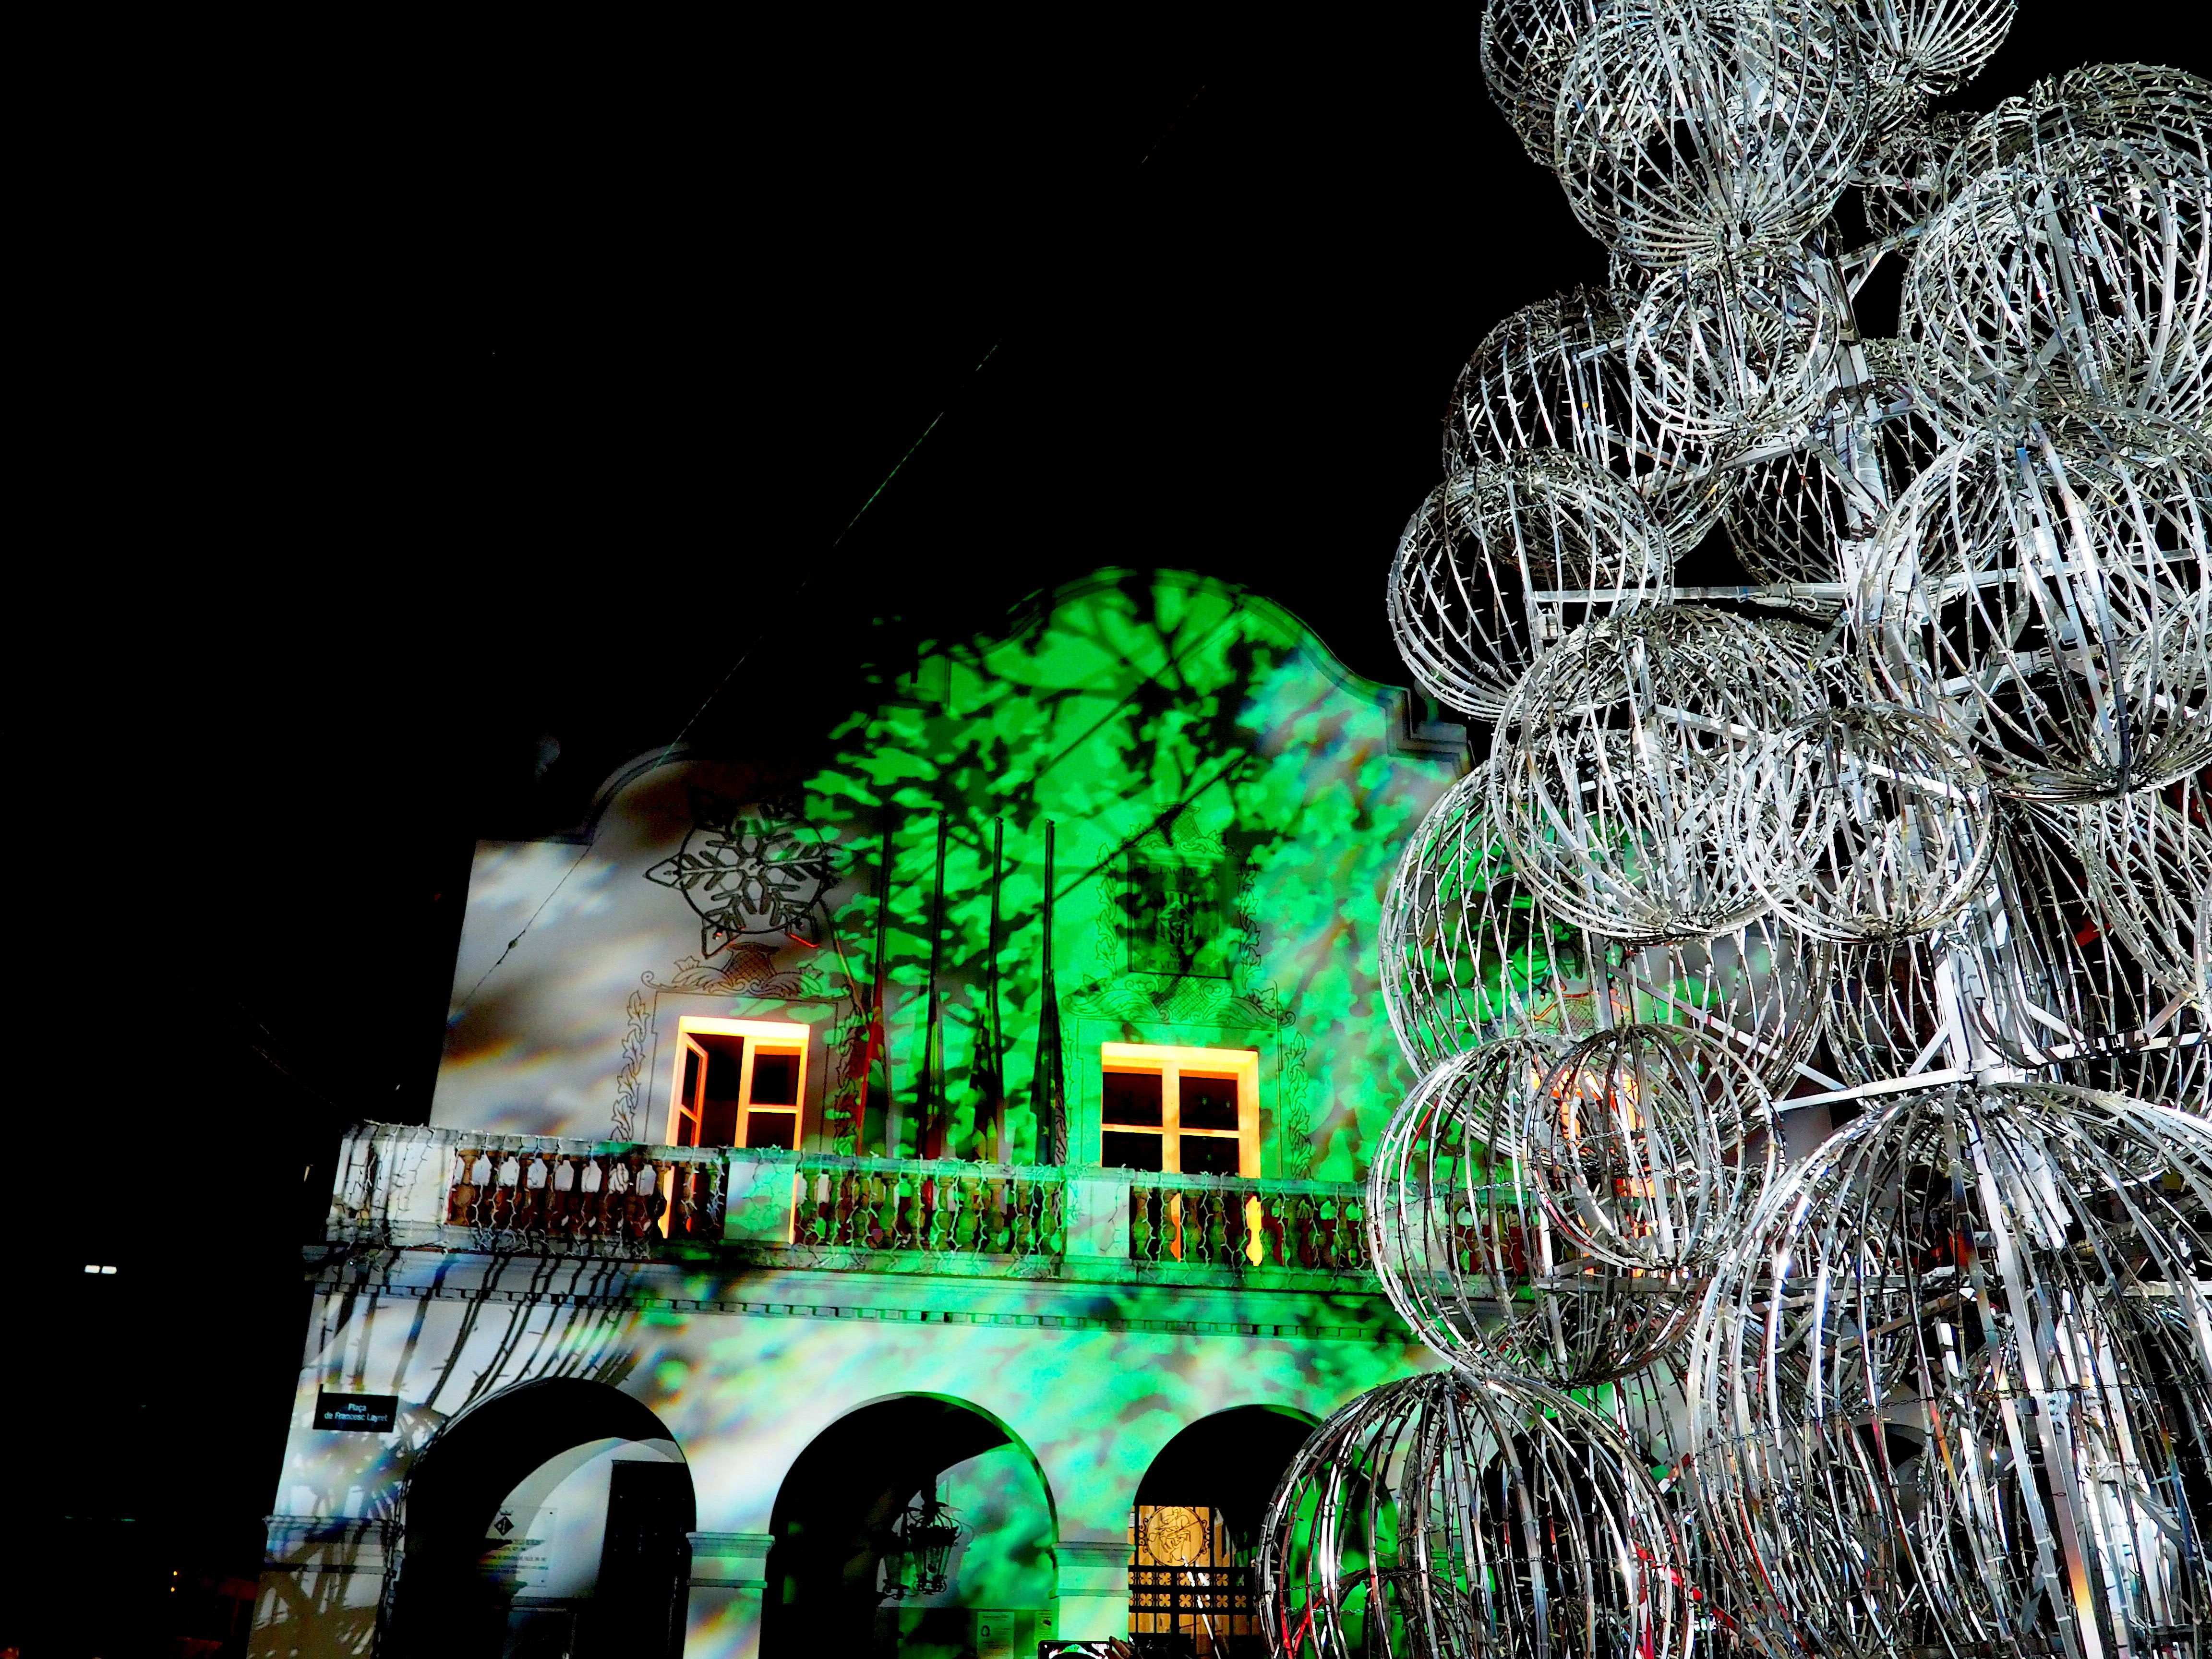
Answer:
[876,1491,963,1602]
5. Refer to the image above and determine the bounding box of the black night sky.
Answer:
[16,9,2201,1653]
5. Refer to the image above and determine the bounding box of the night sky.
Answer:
[18,8,2200,1651]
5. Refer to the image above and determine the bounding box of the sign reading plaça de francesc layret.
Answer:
[313,1390,399,1432]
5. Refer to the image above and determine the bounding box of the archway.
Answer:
[1131,1406,1319,1658]
[386,1378,696,1659]
[763,1394,1058,1659]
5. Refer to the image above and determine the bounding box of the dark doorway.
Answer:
[762,1395,1048,1659]
[386,1379,696,1659]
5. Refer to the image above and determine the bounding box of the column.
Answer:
[686,1530,773,1659]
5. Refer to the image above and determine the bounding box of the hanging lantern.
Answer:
[877,1490,964,1602]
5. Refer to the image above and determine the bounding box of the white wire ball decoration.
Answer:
[1905,140,2212,427]
[1517,1024,1782,1273]
[1491,604,1825,943]
[1987,801,2210,1101]
[1939,61,2212,204]
[1845,0,2014,132]
[1480,0,1614,167]
[1380,763,1606,1066]
[1369,1039,1705,1384]
[1821,806,2208,1102]
[1445,288,1733,553]
[1388,452,1675,721]
[1624,256,1840,453]
[1856,110,1972,242]
[1256,1370,1691,1659]
[1551,0,1872,270]
[1721,374,1950,583]
[1380,765,1833,1092]
[1859,425,2212,800]
[1734,705,1998,944]
[2080,769,2211,1009]
[1821,935,1949,1088]
[1687,1082,2212,1659]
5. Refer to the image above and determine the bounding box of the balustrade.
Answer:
[787,1156,1065,1261]
[441,1140,726,1249]
[1126,1174,1369,1272]
[332,1125,1374,1280]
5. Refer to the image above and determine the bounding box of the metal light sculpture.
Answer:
[1939,61,2212,203]
[1551,0,1870,269]
[1490,605,1823,943]
[1860,422,2212,799]
[1256,1371,1691,1659]
[1722,360,1952,584]
[1389,452,1674,721]
[1321,10,2212,1659]
[1685,1083,2212,1659]
[1517,1024,1780,1274]
[1848,0,2017,131]
[1368,1038,1704,1385]
[1734,705,1999,943]
[1445,289,1731,553]
[2080,768,2211,1009]
[1380,762,1830,1089]
[1905,143,2212,425]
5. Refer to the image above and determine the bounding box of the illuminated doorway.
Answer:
[1129,1407,1316,1658]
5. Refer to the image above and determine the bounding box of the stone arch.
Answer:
[386,1376,695,1659]
[1128,1403,1321,1654]
[761,1391,1060,1659]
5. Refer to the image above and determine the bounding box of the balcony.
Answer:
[328,1123,1375,1287]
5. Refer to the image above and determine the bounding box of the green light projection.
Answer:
[800,569,1465,1180]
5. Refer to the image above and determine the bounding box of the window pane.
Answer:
[1180,1075,1240,1131]
[744,1110,798,1150]
[1102,1070,1164,1127]
[751,1051,800,1106]
[699,1097,741,1148]
[1180,1135,1241,1176]
[702,1034,746,1099]
[1102,1130,1164,1171]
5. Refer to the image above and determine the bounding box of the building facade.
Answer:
[249,571,1468,1658]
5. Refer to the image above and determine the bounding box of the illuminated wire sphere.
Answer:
[1735,706,1998,944]
[1257,1370,1690,1659]
[1721,370,1950,583]
[2079,769,2211,1009]
[1369,1040,1703,1385]
[1860,425,2212,799]
[1387,452,1674,721]
[1623,257,1839,453]
[1380,765,1831,1091]
[1517,1024,1781,1274]
[1822,805,2208,1101]
[1939,61,2212,202]
[1445,289,1732,553]
[1480,0,1613,166]
[1846,0,2015,130]
[1491,605,1824,943]
[1904,141,2212,425]
[1856,111,1972,241]
[1987,801,2210,1099]
[1551,0,1872,269]
[1689,1082,2212,1659]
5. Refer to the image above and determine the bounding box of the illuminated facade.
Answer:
[250,570,1468,1658]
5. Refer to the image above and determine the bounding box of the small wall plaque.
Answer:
[313,1390,398,1432]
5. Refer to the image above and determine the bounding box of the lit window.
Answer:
[666,1019,809,1151]
[1098,1044,1260,1177]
